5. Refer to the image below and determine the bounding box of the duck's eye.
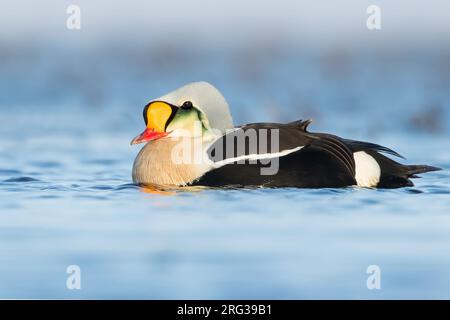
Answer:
[181,101,193,109]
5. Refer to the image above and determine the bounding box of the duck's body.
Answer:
[131,82,440,189]
[132,136,211,186]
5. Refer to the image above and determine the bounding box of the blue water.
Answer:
[0,45,450,299]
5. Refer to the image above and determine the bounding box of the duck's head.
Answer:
[131,82,233,145]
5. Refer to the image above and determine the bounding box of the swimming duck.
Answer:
[131,82,440,188]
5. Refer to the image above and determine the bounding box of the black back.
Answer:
[193,120,357,188]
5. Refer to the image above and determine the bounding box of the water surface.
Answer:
[0,47,449,299]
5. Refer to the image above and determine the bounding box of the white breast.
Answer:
[353,151,381,187]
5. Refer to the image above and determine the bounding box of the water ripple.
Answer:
[3,176,41,183]
[0,169,21,175]
[90,185,115,191]
[30,161,61,168]
[115,183,140,191]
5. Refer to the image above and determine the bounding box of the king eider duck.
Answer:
[131,82,440,189]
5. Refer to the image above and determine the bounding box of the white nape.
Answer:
[354,151,381,188]
[156,81,234,133]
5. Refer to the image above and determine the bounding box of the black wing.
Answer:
[342,139,405,159]
[206,120,315,163]
[193,120,357,188]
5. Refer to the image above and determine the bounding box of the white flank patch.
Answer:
[354,151,381,187]
[211,146,304,168]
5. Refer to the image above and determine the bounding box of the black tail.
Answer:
[365,151,441,188]
[404,165,441,177]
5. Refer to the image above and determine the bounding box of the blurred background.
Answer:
[1,0,450,137]
[1,0,450,299]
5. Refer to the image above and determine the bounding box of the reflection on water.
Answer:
[0,45,450,298]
